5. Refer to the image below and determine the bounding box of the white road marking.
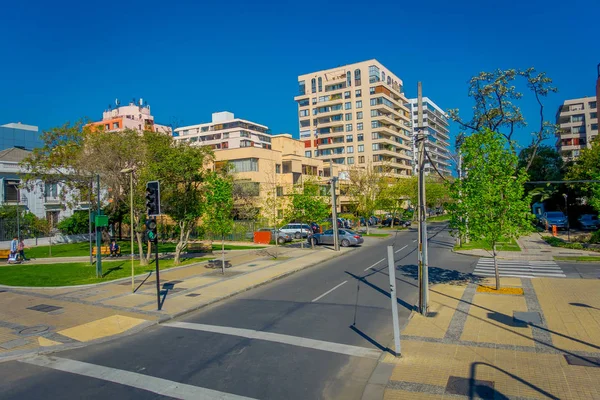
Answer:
[311,281,348,302]
[20,355,255,400]
[395,245,408,253]
[412,239,417,242]
[364,258,386,271]
[163,322,381,360]
[473,258,566,278]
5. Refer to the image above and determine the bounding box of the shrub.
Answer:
[590,230,600,244]
[57,211,90,235]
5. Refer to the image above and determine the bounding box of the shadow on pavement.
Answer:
[345,271,415,312]
[398,264,483,286]
[349,324,394,355]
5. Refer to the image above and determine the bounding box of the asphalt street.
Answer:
[0,224,485,400]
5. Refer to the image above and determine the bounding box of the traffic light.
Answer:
[145,218,157,243]
[145,181,161,217]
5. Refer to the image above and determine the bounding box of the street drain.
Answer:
[18,325,50,336]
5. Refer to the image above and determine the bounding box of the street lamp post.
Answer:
[120,167,135,292]
[563,193,570,242]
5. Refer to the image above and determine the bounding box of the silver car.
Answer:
[308,229,364,247]
[258,228,293,244]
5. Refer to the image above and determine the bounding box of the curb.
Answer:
[0,247,353,363]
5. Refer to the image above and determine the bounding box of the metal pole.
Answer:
[387,245,402,356]
[416,82,429,316]
[564,194,570,242]
[154,217,161,310]
[130,172,135,292]
[16,187,20,241]
[89,178,93,265]
[96,174,102,277]
[330,160,339,251]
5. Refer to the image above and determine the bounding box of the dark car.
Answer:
[308,229,364,247]
[382,218,410,228]
[578,214,599,230]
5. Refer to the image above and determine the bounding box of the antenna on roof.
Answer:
[139,98,143,106]
[115,98,120,106]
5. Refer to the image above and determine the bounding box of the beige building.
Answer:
[294,59,413,177]
[555,96,598,161]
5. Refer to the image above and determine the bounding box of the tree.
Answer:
[142,132,214,265]
[448,129,532,290]
[565,137,600,213]
[518,145,563,182]
[347,163,390,233]
[206,170,234,274]
[57,210,90,235]
[288,179,329,248]
[448,68,558,171]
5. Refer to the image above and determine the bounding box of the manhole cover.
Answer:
[248,264,257,267]
[445,376,495,397]
[18,325,50,336]
[513,311,542,325]
[27,304,63,313]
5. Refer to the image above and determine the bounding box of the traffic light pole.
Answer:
[153,217,161,311]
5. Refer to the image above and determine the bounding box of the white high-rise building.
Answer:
[406,97,452,176]
[555,96,598,161]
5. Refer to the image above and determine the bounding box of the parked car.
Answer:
[540,211,568,229]
[257,228,293,244]
[308,229,364,247]
[382,218,411,228]
[280,223,312,239]
[323,218,344,228]
[578,214,599,230]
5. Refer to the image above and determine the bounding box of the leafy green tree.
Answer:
[347,163,390,233]
[57,210,90,235]
[448,129,532,289]
[518,145,563,182]
[206,170,234,274]
[565,137,600,213]
[448,68,558,170]
[288,180,329,248]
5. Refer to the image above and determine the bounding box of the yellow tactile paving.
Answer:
[533,278,600,353]
[402,283,467,339]
[460,292,534,347]
[384,389,446,399]
[38,337,62,347]
[103,293,158,308]
[58,315,147,342]
[384,340,600,400]
[477,286,524,295]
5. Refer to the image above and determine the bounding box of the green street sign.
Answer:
[95,215,109,227]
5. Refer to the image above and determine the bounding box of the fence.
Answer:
[0,218,45,242]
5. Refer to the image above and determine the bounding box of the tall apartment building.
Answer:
[173,112,273,150]
[294,60,413,177]
[405,97,452,176]
[88,98,171,133]
[555,96,598,161]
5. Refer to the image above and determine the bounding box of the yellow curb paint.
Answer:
[38,337,62,347]
[476,286,524,295]
[58,315,147,342]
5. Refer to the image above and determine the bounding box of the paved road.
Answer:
[1,224,478,400]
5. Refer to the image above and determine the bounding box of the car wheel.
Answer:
[277,237,285,245]
[294,232,302,239]
[341,239,350,247]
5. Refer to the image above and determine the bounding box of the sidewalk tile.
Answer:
[58,315,147,342]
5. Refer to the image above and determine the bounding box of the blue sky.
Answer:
[1,0,598,152]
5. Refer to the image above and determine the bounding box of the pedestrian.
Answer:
[17,238,28,261]
[8,235,18,263]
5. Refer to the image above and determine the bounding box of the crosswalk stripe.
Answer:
[163,322,381,360]
[473,258,566,279]
[20,355,255,400]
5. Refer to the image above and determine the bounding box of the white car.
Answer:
[280,223,312,239]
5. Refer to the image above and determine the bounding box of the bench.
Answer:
[92,246,121,257]
[187,242,213,254]
[0,249,12,260]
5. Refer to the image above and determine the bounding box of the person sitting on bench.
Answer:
[109,240,120,257]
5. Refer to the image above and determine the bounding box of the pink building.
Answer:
[88,98,171,134]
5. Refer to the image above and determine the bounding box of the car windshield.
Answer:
[547,212,564,218]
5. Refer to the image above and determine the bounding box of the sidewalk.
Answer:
[381,275,600,399]
[454,232,600,261]
[0,243,356,361]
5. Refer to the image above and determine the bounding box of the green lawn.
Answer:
[0,256,211,287]
[554,256,600,262]
[24,241,264,259]
[454,238,521,252]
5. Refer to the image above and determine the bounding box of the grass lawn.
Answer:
[454,238,521,252]
[25,241,264,259]
[362,233,391,237]
[428,215,450,222]
[554,256,600,262]
[0,256,211,287]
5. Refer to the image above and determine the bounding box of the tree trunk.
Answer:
[221,234,225,275]
[173,221,192,265]
[146,240,152,263]
[133,215,147,266]
[365,215,370,234]
[390,211,395,229]
[493,243,500,290]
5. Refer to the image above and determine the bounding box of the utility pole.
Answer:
[96,174,102,277]
[415,82,429,316]
[330,160,340,251]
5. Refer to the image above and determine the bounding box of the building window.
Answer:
[230,158,258,172]
[347,156,355,165]
[344,91,351,99]
[387,76,391,85]
[591,112,598,119]
[311,78,316,93]
[359,156,365,163]
[299,81,306,95]
[358,133,364,141]
[345,113,352,121]
[354,68,361,86]
[276,164,281,173]
[357,111,363,120]
[358,144,364,152]
[347,71,351,87]
[571,114,584,123]
[312,108,317,115]
[298,98,309,107]
[113,122,120,129]
[357,123,363,131]
[276,186,284,197]
[345,102,351,110]
[368,65,380,83]
[382,71,386,82]
[346,135,353,142]
[356,100,362,108]
[305,150,311,158]
[592,123,599,131]
[355,89,362,97]
[589,101,597,109]
[346,124,352,132]
[300,120,310,128]
[318,77,323,92]
[234,181,260,196]
[347,146,354,154]
[299,109,309,117]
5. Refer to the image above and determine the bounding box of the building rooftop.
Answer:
[1,122,39,132]
[0,147,32,162]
